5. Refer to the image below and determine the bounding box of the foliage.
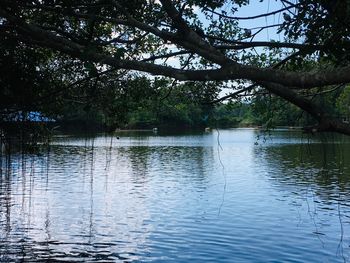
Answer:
[336,86,350,120]
[1,0,350,135]
[280,0,350,63]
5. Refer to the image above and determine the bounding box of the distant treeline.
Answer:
[54,82,350,132]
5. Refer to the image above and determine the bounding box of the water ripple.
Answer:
[0,130,350,262]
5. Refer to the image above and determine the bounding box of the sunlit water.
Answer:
[1,129,350,262]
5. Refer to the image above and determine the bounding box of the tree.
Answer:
[1,0,350,134]
[336,86,350,122]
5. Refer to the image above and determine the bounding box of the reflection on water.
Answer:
[0,129,350,262]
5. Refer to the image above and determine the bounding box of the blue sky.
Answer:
[236,0,286,41]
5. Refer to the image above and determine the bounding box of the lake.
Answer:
[1,129,350,262]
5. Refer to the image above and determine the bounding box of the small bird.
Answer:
[283,13,292,22]
[244,28,252,37]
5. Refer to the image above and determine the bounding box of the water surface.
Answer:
[1,129,350,262]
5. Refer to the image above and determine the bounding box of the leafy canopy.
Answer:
[1,0,350,134]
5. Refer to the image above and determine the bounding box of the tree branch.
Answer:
[214,41,321,51]
[261,82,350,135]
[2,7,350,90]
[159,0,232,65]
[203,3,300,20]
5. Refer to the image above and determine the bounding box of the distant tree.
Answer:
[336,86,350,122]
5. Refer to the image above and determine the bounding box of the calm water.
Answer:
[1,129,350,262]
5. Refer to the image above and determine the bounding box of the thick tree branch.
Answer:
[2,6,350,91]
[210,51,302,104]
[159,0,232,65]
[262,82,350,135]
[141,50,190,62]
